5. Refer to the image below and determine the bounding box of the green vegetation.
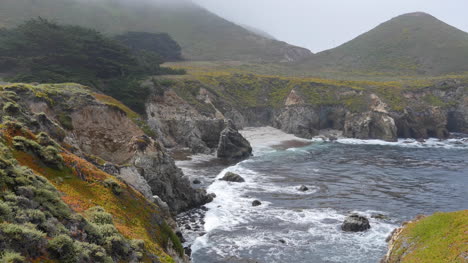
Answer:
[160,71,464,114]
[0,18,185,115]
[386,210,468,263]
[0,121,181,262]
[297,12,468,76]
[115,31,183,61]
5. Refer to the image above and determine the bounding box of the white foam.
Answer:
[189,127,465,262]
[336,137,468,149]
[240,126,311,151]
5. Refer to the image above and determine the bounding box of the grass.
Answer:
[388,210,468,262]
[156,70,468,114]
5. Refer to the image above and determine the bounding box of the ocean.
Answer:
[176,127,468,263]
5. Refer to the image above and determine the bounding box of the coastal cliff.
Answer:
[0,83,204,262]
[143,73,468,151]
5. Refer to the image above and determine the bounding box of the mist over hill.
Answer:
[0,0,312,62]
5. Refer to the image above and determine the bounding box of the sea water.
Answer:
[177,127,468,263]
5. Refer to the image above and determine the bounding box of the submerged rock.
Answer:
[192,179,201,184]
[298,185,309,191]
[217,120,252,160]
[252,200,262,206]
[341,214,371,232]
[220,172,245,183]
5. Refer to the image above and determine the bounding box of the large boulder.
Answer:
[219,172,245,183]
[217,120,252,160]
[341,214,371,232]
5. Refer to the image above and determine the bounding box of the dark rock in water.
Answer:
[184,246,192,257]
[217,119,253,160]
[184,225,192,230]
[220,172,245,183]
[279,239,286,244]
[252,200,262,206]
[341,214,371,232]
[371,213,389,220]
[193,179,201,184]
[298,185,309,191]
[176,231,186,243]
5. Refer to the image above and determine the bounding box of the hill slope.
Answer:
[298,12,468,75]
[0,0,311,62]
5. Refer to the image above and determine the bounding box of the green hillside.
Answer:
[298,12,468,75]
[0,0,312,62]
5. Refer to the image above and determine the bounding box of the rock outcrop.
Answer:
[133,149,212,213]
[341,214,371,232]
[344,111,397,141]
[217,120,253,160]
[5,83,211,214]
[219,172,245,183]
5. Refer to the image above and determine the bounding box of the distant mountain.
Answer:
[298,12,468,75]
[241,24,277,40]
[0,0,312,62]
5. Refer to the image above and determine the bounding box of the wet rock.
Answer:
[341,214,371,232]
[298,185,309,191]
[252,200,262,206]
[176,231,186,243]
[193,179,201,184]
[220,172,245,183]
[371,213,389,220]
[217,119,253,160]
[278,239,286,244]
[184,247,192,257]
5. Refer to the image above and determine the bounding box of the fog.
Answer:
[192,0,468,52]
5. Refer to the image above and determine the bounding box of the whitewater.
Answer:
[176,127,468,263]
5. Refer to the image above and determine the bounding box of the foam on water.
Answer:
[336,137,468,149]
[185,127,468,262]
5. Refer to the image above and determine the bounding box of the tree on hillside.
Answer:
[115,31,183,61]
[0,18,185,114]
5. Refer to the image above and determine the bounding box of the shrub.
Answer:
[74,241,112,263]
[57,113,73,130]
[86,207,114,225]
[48,234,76,262]
[104,235,130,258]
[12,137,41,152]
[2,102,20,115]
[103,178,122,195]
[36,132,59,147]
[0,250,25,263]
[93,224,119,239]
[0,202,13,222]
[34,188,71,219]
[0,223,47,257]
[39,146,63,168]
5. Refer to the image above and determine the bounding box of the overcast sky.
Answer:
[192,0,468,53]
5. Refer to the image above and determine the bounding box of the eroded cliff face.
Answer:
[0,83,191,262]
[3,83,210,215]
[145,75,468,146]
